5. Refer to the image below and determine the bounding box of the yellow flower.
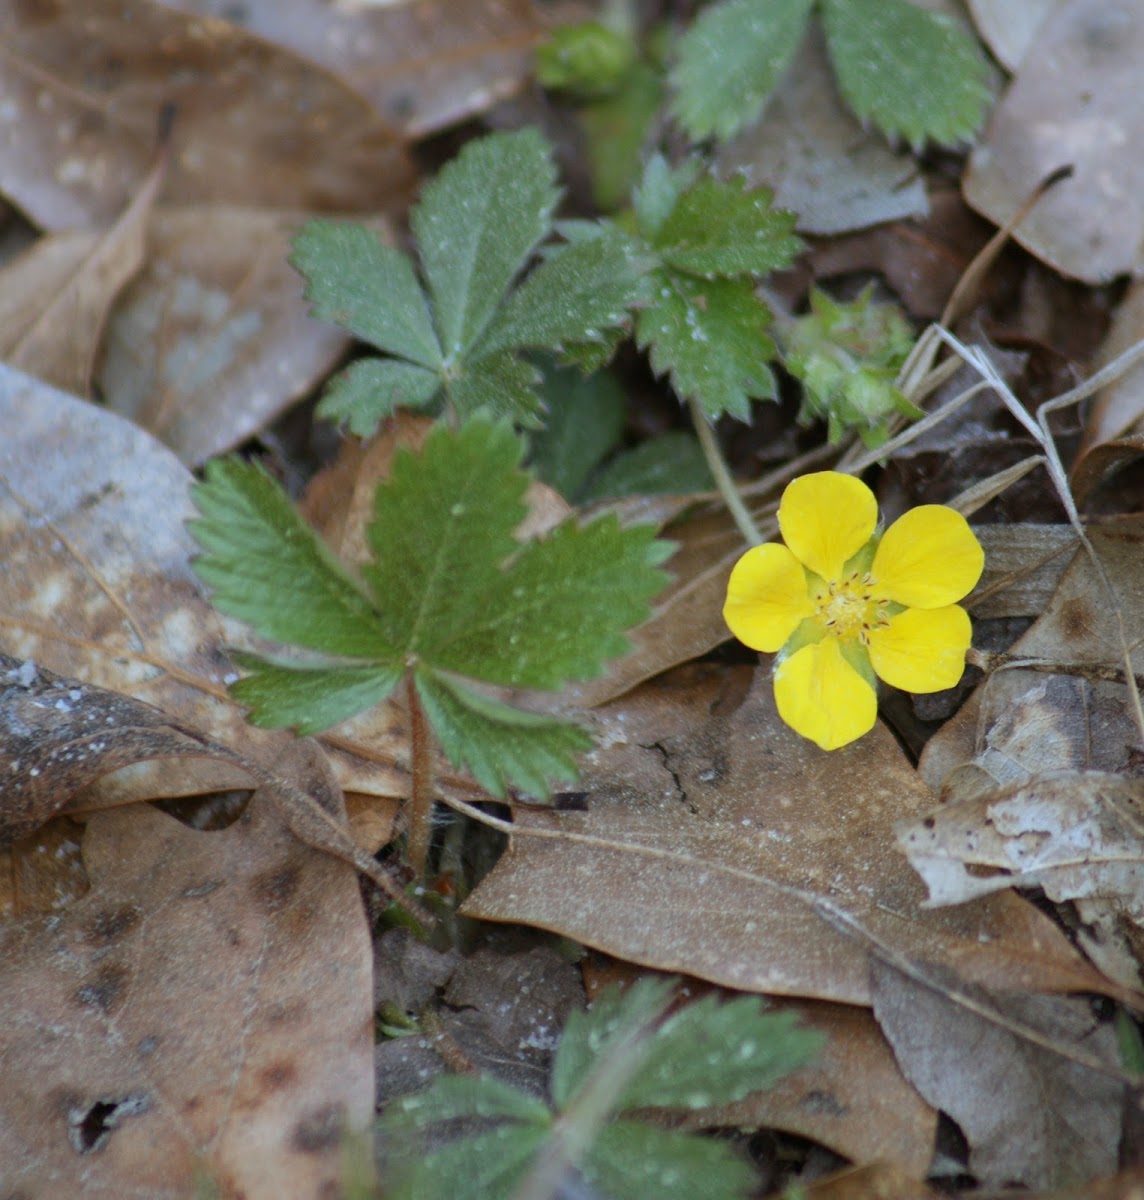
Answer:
[723,472,984,751]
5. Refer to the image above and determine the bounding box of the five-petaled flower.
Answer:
[723,471,984,751]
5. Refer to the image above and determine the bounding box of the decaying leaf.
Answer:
[166,0,565,137]
[871,960,1122,1189]
[0,142,165,398]
[464,663,1109,1005]
[0,0,412,231]
[100,207,372,466]
[964,0,1144,282]
[0,743,374,1198]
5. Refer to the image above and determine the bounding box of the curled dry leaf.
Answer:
[963,0,1144,283]
[871,960,1122,1189]
[0,367,408,804]
[898,772,1144,991]
[166,0,563,137]
[99,207,372,466]
[0,0,413,231]
[0,141,164,399]
[0,744,374,1198]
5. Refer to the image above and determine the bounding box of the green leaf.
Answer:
[228,655,402,735]
[585,1121,757,1200]
[670,0,814,141]
[552,977,677,1109]
[429,513,673,689]
[411,129,559,356]
[478,229,653,357]
[317,358,442,436]
[385,1123,550,1200]
[384,1073,551,1128]
[583,431,713,500]
[821,0,990,147]
[528,363,627,499]
[445,351,545,426]
[362,419,529,656]
[654,175,802,278]
[616,996,823,1110]
[636,272,777,421]
[414,671,590,798]
[633,154,703,241]
[189,457,393,657]
[291,221,441,368]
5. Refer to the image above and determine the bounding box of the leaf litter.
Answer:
[5,0,1144,1195]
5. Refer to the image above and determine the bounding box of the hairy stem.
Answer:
[688,395,762,546]
[405,671,435,876]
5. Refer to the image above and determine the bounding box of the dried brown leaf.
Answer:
[0,745,374,1197]
[463,663,1109,1005]
[963,1,1144,283]
[0,0,412,231]
[871,960,1122,1189]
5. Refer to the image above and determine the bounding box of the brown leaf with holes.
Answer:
[0,0,413,232]
[464,663,1110,1005]
[165,0,573,137]
[0,741,374,1197]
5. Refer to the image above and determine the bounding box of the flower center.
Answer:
[815,572,891,645]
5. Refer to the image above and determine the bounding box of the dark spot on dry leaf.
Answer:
[87,904,141,944]
[137,1035,159,1057]
[291,1102,345,1153]
[258,1060,298,1092]
[67,1093,150,1154]
[73,963,129,1014]
[1059,596,1096,642]
[250,862,301,912]
[265,999,307,1028]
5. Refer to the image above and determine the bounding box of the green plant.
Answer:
[671,0,991,148]
[189,418,671,873]
[379,976,824,1200]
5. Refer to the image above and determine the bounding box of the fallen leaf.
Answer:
[98,207,370,466]
[0,365,408,804]
[166,0,565,137]
[963,0,1144,283]
[463,663,1110,1006]
[0,743,374,1197]
[898,772,1144,990]
[871,959,1122,1189]
[0,142,164,397]
[0,0,413,231]
[966,0,1061,71]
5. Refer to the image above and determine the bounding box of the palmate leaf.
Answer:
[414,671,590,798]
[317,358,442,436]
[586,1121,757,1200]
[386,1124,550,1200]
[189,457,393,657]
[654,175,802,278]
[191,418,671,798]
[290,221,441,368]
[821,0,990,147]
[411,127,559,356]
[636,272,778,421]
[670,0,814,141]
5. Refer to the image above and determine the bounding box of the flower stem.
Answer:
[688,395,763,546]
[405,670,434,876]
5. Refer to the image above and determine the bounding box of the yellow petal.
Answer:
[872,505,983,608]
[723,543,812,652]
[778,472,877,581]
[867,605,971,693]
[773,638,878,751]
